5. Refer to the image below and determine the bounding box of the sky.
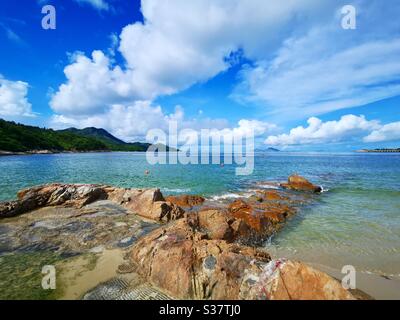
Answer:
[0,0,399,151]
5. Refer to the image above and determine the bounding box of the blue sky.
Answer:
[0,0,399,150]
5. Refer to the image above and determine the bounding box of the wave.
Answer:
[320,186,329,193]
[211,191,254,201]
[162,188,191,193]
[257,184,280,190]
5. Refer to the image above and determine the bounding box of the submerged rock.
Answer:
[0,201,159,257]
[281,175,322,193]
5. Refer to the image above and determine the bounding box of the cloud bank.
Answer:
[265,115,400,146]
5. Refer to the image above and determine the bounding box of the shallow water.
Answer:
[0,152,399,277]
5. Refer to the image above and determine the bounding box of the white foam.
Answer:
[211,192,253,201]
[320,186,329,193]
[211,193,242,201]
[257,184,280,190]
[163,188,191,193]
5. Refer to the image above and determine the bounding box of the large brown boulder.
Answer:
[227,199,293,243]
[242,260,355,300]
[281,175,322,193]
[165,195,205,208]
[198,209,234,241]
[128,217,355,300]
[129,217,271,299]
[107,188,184,222]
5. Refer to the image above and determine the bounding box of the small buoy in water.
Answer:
[220,163,224,167]
[144,170,150,175]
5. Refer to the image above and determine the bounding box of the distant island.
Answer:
[266,147,280,152]
[0,118,174,155]
[357,148,400,153]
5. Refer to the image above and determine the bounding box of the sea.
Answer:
[1,151,399,278]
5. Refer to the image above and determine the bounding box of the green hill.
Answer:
[0,119,167,153]
[58,127,152,151]
[59,127,126,145]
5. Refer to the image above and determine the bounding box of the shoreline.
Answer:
[0,150,120,157]
[309,263,400,300]
[2,149,400,158]
[356,148,400,153]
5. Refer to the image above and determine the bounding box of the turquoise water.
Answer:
[0,152,399,276]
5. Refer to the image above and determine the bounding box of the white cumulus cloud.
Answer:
[51,100,275,143]
[51,101,177,142]
[0,76,34,118]
[364,122,400,143]
[50,0,327,115]
[265,115,380,146]
[50,51,133,115]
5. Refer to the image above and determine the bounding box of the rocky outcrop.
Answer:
[198,209,235,241]
[194,189,297,244]
[165,195,205,208]
[0,180,364,300]
[128,216,355,300]
[1,184,108,219]
[227,197,294,243]
[1,184,184,222]
[281,174,322,193]
[107,188,184,222]
[129,216,270,299]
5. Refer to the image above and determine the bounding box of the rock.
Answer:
[241,260,355,300]
[281,175,322,193]
[0,200,32,219]
[228,199,291,242]
[128,217,271,299]
[198,209,234,241]
[150,201,185,222]
[165,195,205,208]
[128,217,355,300]
[106,188,185,222]
[256,190,287,201]
[1,184,184,222]
[1,184,108,218]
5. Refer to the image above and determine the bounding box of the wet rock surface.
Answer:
[0,201,160,257]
